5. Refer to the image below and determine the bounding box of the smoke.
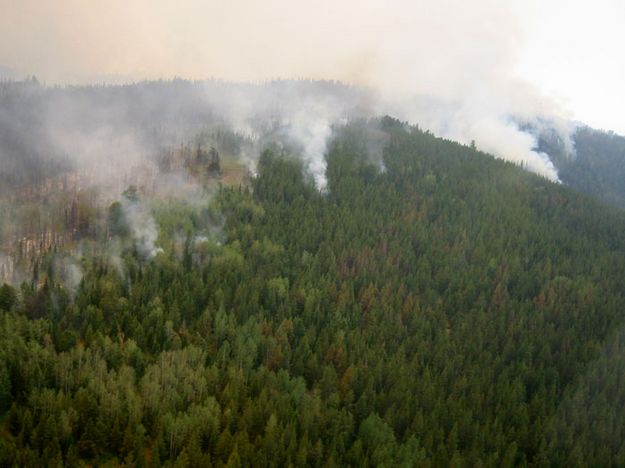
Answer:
[377,79,576,182]
[197,80,371,190]
[121,197,163,260]
[0,81,155,197]
[0,65,17,81]
[291,116,332,190]
[261,99,350,191]
[2,0,596,185]
[106,239,127,281]
[151,171,208,202]
[0,77,575,200]
[1,78,582,212]
[52,255,84,294]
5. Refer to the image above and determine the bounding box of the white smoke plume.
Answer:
[197,80,370,190]
[52,255,84,294]
[122,198,163,260]
[1,0,622,185]
[0,76,576,197]
[378,81,575,182]
[106,239,127,280]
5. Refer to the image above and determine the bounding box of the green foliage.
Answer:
[107,201,129,238]
[0,283,16,311]
[541,126,625,208]
[3,118,625,465]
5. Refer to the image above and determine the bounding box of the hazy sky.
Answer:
[1,0,624,134]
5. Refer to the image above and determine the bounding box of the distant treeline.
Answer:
[540,125,625,209]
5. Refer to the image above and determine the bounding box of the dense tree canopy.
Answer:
[541,126,625,209]
[2,117,625,466]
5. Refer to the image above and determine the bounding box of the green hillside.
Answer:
[542,126,625,209]
[2,117,625,466]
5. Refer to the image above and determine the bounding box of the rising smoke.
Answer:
[121,194,163,260]
[0,0,609,294]
[0,0,587,185]
[0,77,574,201]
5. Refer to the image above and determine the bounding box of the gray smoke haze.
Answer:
[383,92,574,181]
[0,79,375,192]
[0,77,574,196]
[3,0,618,183]
[52,254,84,294]
[121,197,163,260]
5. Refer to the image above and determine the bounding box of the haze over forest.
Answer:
[1,0,625,176]
[2,1,625,466]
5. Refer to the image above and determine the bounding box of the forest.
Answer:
[2,116,625,466]
[539,125,625,209]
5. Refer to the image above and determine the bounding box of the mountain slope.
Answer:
[2,118,625,465]
[541,126,625,208]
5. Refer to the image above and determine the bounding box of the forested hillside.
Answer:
[2,117,625,466]
[541,126,625,208]
[0,78,365,195]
